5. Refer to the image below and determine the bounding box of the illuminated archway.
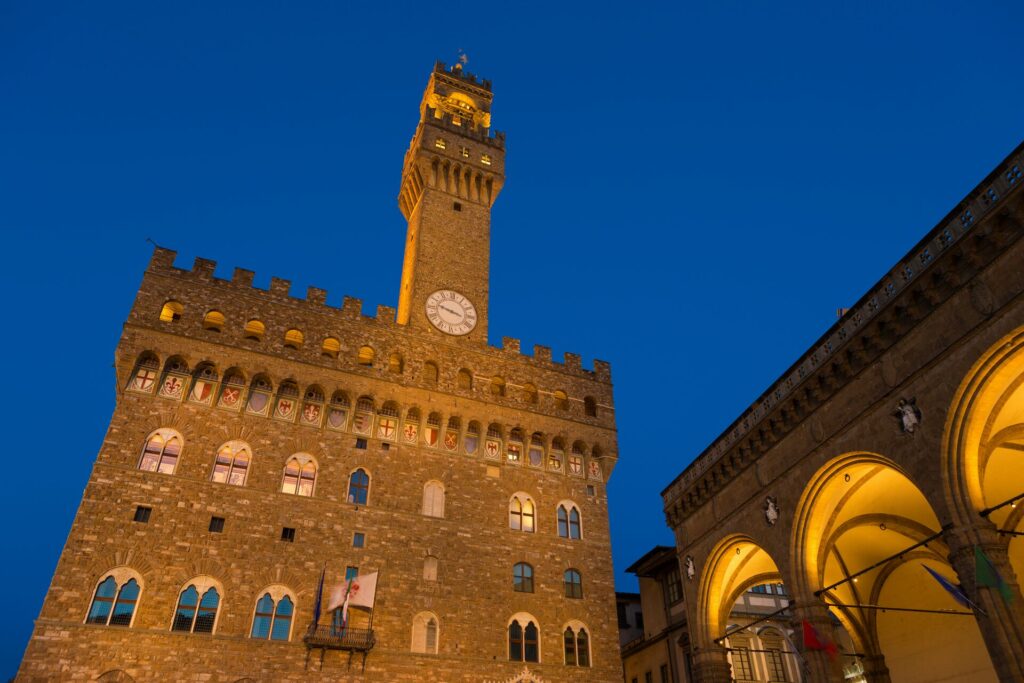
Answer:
[792,452,996,682]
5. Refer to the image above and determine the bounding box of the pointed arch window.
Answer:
[86,573,141,627]
[509,616,539,663]
[212,441,250,486]
[563,624,590,666]
[412,611,439,654]
[250,591,294,641]
[422,481,445,518]
[348,468,370,505]
[509,494,536,533]
[282,456,316,497]
[558,504,581,539]
[172,581,220,634]
[139,429,182,475]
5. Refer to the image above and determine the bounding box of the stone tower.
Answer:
[17,61,621,683]
[396,61,505,343]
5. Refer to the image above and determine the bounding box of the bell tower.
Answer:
[396,61,505,343]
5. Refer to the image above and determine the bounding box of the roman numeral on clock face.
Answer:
[425,289,477,336]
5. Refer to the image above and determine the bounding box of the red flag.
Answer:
[802,620,838,660]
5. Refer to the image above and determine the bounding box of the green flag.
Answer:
[975,545,1013,603]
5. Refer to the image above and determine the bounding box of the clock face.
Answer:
[425,290,477,336]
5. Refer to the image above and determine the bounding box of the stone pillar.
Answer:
[789,604,845,683]
[861,653,891,683]
[945,526,1024,682]
[688,649,732,683]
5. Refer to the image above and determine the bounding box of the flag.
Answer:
[923,565,972,608]
[975,545,1013,603]
[347,571,378,610]
[311,565,326,626]
[802,620,838,660]
[327,580,349,613]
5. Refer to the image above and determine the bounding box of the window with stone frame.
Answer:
[564,569,583,599]
[250,588,294,641]
[508,615,540,663]
[513,562,534,593]
[282,456,316,497]
[348,468,370,505]
[509,494,536,532]
[86,570,141,627]
[729,643,755,681]
[138,429,182,475]
[563,623,590,667]
[422,480,445,518]
[171,578,220,634]
[664,567,683,605]
[557,503,581,540]
[211,440,250,486]
[411,611,440,654]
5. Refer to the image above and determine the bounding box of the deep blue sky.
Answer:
[2,0,1022,675]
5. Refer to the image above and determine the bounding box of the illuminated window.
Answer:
[457,368,473,390]
[435,138,446,149]
[322,337,341,358]
[557,504,581,539]
[243,319,265,341]
[358,346,375,366]
[159,300,183,323]
[172,580,220,634]
[138,429,182,475]
[284,328,304,349]
[250,590,294,641]
[508,616,539,663]
[564,569,583,599]
[730,646,754,680]
[481,154,492,165]
[348,468,370,505]
[507,428,523,463]
[389,353,404,374]
[549,438,565,472]
[422,481,445,518]
[211,441,250,486]
[202,310,225,332]
[86,573,141,627]
[412,612,440,654]
[281,456,316,497]
[513,563,533,593]
[509,494,535,532]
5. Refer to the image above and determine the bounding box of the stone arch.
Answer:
[96,671,136,682]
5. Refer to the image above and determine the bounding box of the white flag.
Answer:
[326,581,348,613]
[348,571,378,610]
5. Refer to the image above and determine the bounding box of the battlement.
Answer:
[422,106,506,149]
[433,60,492,92]
[143,247,612,386]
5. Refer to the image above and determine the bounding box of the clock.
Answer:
[425,290,477,336]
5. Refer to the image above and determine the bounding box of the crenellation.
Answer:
[232,266,255,287]
[375,304,396,323]
[533,345,552,363]
[502,336,521,353]
[341,295,363,318]
[593,360,612,382]
[306,286,327,306]
[149,246,178,271]
[269,276,292,297]
[192,256,216,279]
[563,352,581,370]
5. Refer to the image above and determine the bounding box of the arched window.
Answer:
[509,494,536,533]
[243,319,265,341]
[491,376,506,397]
[284,328,304,349]
[422,481,445,518]
[411,611,439,654]
[189,363,218,405]
[563,623,590,666]
[86,571,141,627]
[138,429,182,475]
[282,456,316,497]
[508,615,540,663]
[513,563,533,593]
[564,569,583,599]
[457,368,473,390]
[557,504,582,539]
[212,441,250,486]
[423,555,438,582]
[322,337,341,358]
[159,300,183,323]
[348,468,370,505]
[357,346,375,366]
[250,588,294,641]
[584,396,598,417]
[553,390,569,410]
[202,310,225,332]
[521,383,538,404]
[128,353,159,393]
[389,353,404,374]
[172,579,220,634]
[423,361,439,385]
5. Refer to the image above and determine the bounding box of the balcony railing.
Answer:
[303,625,376,652]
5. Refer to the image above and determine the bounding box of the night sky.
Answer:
[2,0,1022,676]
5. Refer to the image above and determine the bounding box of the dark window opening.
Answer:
[453,202,462,211]
[209,516,224,533]
[133,506,151,523]
[356,438,368,449]
[281,527,295,542]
